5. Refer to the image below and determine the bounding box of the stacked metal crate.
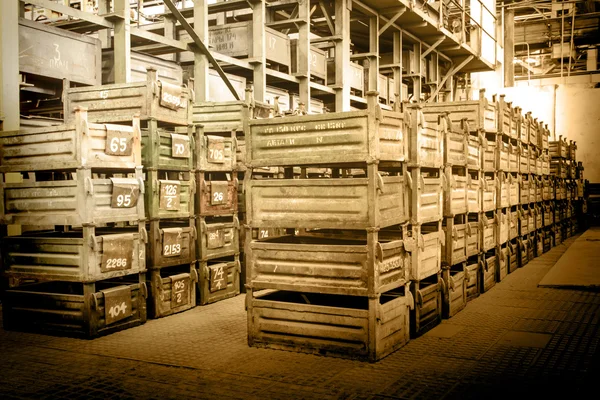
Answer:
[531,120,550,257]
[0,107,147,337]
[64,69,196,319]
[549,136,570,246]
[245,96,413,361]
[517,113,538,264]
[405,104,444,336]
[423,90,497,306]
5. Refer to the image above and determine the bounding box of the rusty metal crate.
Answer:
[0,169,144,226]
[542,178,553,201]
[196,171,238,217]
[141,123,194,171]
[65,68,190,126]
[481,212,497,252]
[144,170,194,220]
[568,140,577,161]
[465,257,480,302]
[327,60,365,95]
[422,89,498,134]
[408,105,443,168]
[148,264,197,319]
[519,145,530,174]
[197,255,240,305]
[405,222,442,281]
[465,218,480,257]
[291,39,327,84]
[508,174,519,206]
[507,239,519,273]
[519,235,530,267]
[482,134,497,172]
[497,208,509,245]
[2,275,147,338]
[441,265,466,318]
[1,225,146,283]
[509,142,519,173]
[194,130,237,172]
[497,245,508,282]
[541,152,550,175]
[146,218,196,269]
[534,231,544,257]
[439,114,468,166]
[534,204,543,230]
[497,172,510,209]
[247,103,407,167]
[482,174,497,212]
[1,109,141,172]
[467,171,481,213]
[467,134,481,170]
[543,228,552,252]
[497,95,512,136]
[534,153,543,176]
[510,107,520,140]
[192,99,271,134]
[248,171,407,230]
[410,273,442,337]
[442,216,467,266]
[555,179,567,200]
[408,168,443,224]
[444,166,467,216]
[480,251,496,293]
[529,117,539,147]
[247,234,409,297]
[549,136,568,159]
[497,137,509,171]
[247,286,412,362]
[197,215,240,261]
[529,150,537,174]
[543,202,554,227]
[509,207,519,240]
[521,112,531,144]
[539,123,550,150]
[520,175,530,205]
[518,206,531,236]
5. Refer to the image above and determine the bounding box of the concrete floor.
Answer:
[1,235,599,400]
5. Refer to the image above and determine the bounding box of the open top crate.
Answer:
[141,123,194,171]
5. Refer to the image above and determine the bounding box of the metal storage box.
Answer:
[192,100,271,134]
[248,174,407,229]
[409,170,443,224]
[209,22,291,70]
[497,246,508,282]
[327,60,364,94]
[290,39,327,83]
[147,219,196,269]
[509,143,519,172]
[144,170,194,220]
[195,133,237,172]
[410,275,442,337]
[508,240,519,273]
[248,235,409,296]
[148,265,197,318]
[247,287,412,362]
[2,227,145,283]
[519,145,529,174]
[467,172,481,213]
[408,105,443,168]
[465,220,480,257]
[442,219,467,265]
[422,90,497,133]
[509,208,519,240]
[509,176,519,206]
[542,178,552,201]
[19,18,101,86]
[519,236,529,267]
[542,154,550,176]
[521,113,531,144]
[535,154,543,176]
[207,69,247,102]
[442,121,468,166]
[543,203,553,227]
[1,169,144,226]
[539,124,549,149]
[528,116,538,146]
[465,260,480,301]
[497,209,509,245]
[497,139,509,171]
[2,277,147,338]
[1,109,141,172]
[529,150,537,173]
[103,50,183,85]
[520,177,530,205]
[497,95,512,136]
[444,167,467,216]
[196,172,238,217]
[197,216,240,261]
[480,254,496,293]
[482,175,497,212]
[442,267,466,318]
[549,137,568,159]
[141,125,194,171]
[247,106,407,167]
[405,224,442,281]
[497,172,510,208]
[197,255,240,305]
[482,137,497,172]
[65,69,190,126]
[509,107,520,140]
[550,159,567,179]
[534,205,543,230]
[481,214,497,252]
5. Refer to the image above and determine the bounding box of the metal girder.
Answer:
[378,8,406,36]
[428,56,474,102]
[162,0,240,101]
[421,37,445,59]
[21,0,113,29]
[319,0,335,35]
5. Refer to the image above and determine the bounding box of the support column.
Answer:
[114,0,131,83]
[164,15,177,62]
[504,8,514,87]
[0,0,19,131]
[251,0,266,103]
[368,16,379,97]
[413,43,422,102]
[335,0,351,112]
[297,0,311,112]
[194,0,209,102]
[392,32,402,105]
[98,0,111,48]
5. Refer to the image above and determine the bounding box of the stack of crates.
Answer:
[64,69,196,319]
[0,107,147,337]
[549,136,569,246]
[517,113,537,263]
[532,120,549,257]
[540,124,555,253]
[406,104,444,336]
[245,95,413,361]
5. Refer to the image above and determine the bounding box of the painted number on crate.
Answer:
[209,265,227,293]
[171,276,189,307]
[207,229,225,249]
[162,92,182,108]
[104,287,132,325]
[101,237,134,273]
[111,180,140,208]
[105,129,133,156]
[207,137,225,164]
[163,244,181,256]
[259,229,269,239]
[162,229,183,258]
[159,181,181,211]
[108,302,128,319]
[171,134,190,159]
